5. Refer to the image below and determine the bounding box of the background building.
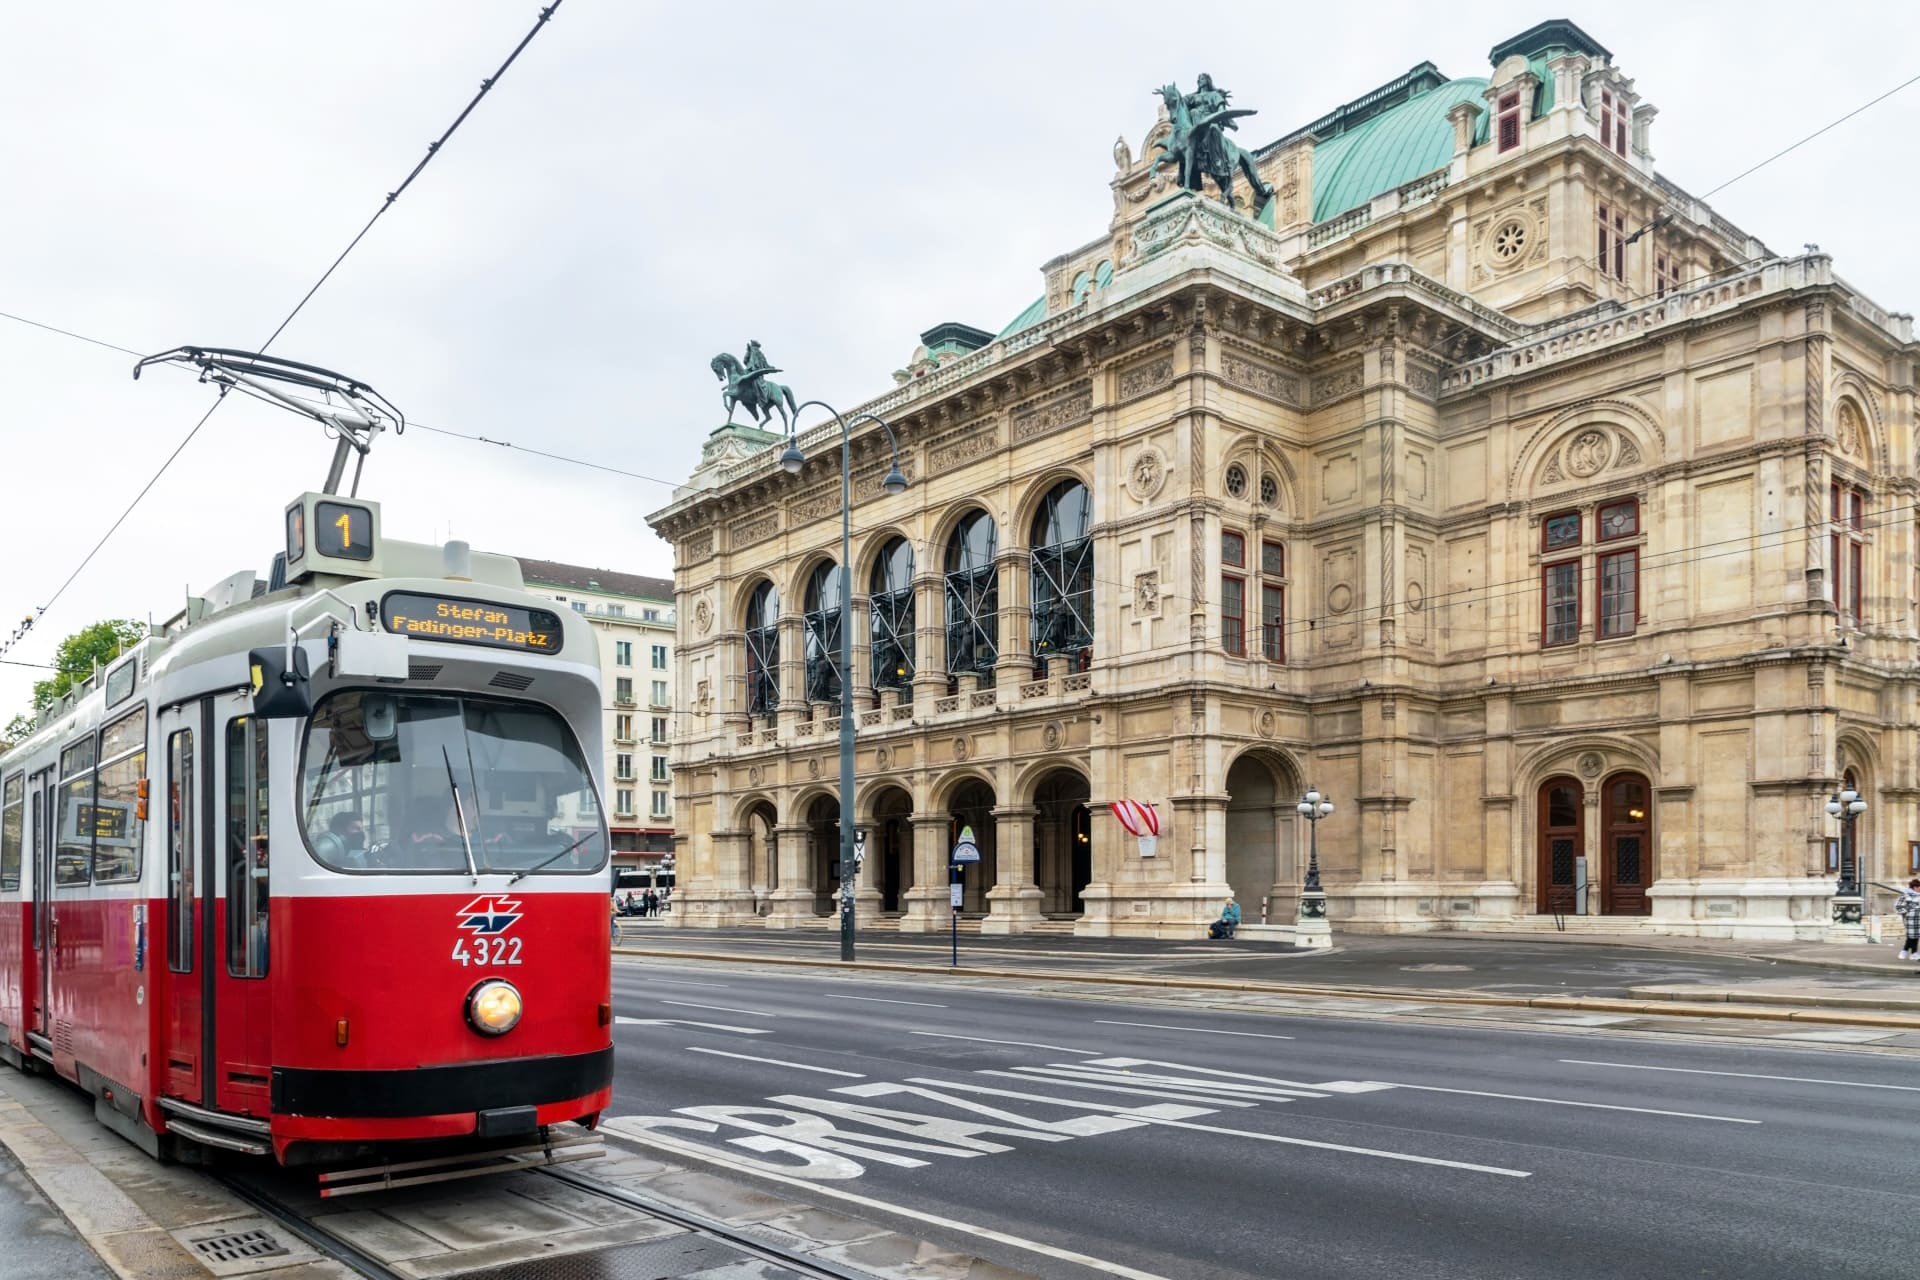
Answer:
[516,558,677,881]
[649,20,1916,940]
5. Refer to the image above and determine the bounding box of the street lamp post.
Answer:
[780,402,908,963]
[1825,785,1867,925]
[1294,786,1334,947]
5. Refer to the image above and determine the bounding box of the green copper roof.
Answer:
[1310,76,1489,221]
[996,294,1046,339]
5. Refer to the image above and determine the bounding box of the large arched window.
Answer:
[1030,480,1093,665]
[744,581,780,719]
[945,510,998,686]
[802,562,845,703]
[869,538,915,695]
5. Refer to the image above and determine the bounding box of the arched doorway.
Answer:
[805,794,842,916]
[1032,769,1091,916]
[1226,753,1294,924]
[745,800,778,915]
[945,510,999,689]
[870,786,914,914]
[946,779,998,914]
[1536,776,1584,914]
[1600,772,1652,915]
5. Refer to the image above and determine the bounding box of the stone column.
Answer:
[765,821,824,929]
[775,616,806,725]
[898,813,951,932]
[994,550,1032,690]
[982,803,1045,933]
[849,599,876,712]
[911,573,946,711]
[720,632,750,736]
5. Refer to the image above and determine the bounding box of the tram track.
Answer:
[206,1161,874,1280]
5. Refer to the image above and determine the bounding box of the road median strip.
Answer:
[618,947,1920,1031]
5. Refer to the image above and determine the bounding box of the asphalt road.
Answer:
[604,957,1919,1280]
[621,925,1814,997]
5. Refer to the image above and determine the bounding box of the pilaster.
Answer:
[981,803,1045,933]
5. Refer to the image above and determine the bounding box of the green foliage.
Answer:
[30,619,146,714]
[2,713,34,750]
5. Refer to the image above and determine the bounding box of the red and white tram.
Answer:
[0,481,614,1182]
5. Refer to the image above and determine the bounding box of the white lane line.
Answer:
[659,999,780,1018]
[910,1031,1098,1055]
[1008,1064,1325,1100]
[613,1017,771,1036]
[823,993,949,1008]
[1095,1019,1294,1041]
[904,1078,1529,1178]
[684,1047,866,1078]
[1379,1082,1759,1124]
[631,978,733,989]
[1561,1059,1920,1093]
[602,1126,1177,1280]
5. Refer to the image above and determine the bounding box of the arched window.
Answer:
[945,510,998,686]
[869,538,915,695]
[744,581,779,719]
[802,562,845,703]
[1030,480,1093,666]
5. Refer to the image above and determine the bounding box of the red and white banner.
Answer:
[1108,799,1160,837]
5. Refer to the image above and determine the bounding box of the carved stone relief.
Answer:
[1133,570,1162,616]
[683,531,714,562]
[1836,400,1864,458]
[1117,356,1175,399]
[732,511,779,547]
[1221,352,1301,406]
[930,422,998,469]
[1013,382,1093,443]
[694,597,714,634]
[1565,429,1612,477]
[1127,447,1169,502]
[1310,362,1364,405]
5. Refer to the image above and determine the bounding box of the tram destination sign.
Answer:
[380,592,563,654]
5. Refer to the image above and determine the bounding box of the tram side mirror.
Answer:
[363,693,398,743]
[248,646,312,719]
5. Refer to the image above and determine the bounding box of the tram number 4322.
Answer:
[452,937,524,967]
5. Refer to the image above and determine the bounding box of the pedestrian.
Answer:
[610,895,620,944]
[1896,878,1920,961]
[644,890,658,917]
[1207,897,1241,940]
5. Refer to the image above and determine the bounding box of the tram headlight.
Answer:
[466,979,523,1036]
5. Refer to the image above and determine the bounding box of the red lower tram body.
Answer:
[1,888,611,1164]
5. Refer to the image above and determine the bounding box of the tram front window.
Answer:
[300,690,606,875]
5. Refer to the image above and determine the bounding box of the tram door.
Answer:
[28,766,52,1041]
[157,702,207,1103]
[213,707,273,1116]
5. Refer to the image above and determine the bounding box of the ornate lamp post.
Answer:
[779,402,908,964]
[1295,786,1333,946]
[1825,785,1867,925]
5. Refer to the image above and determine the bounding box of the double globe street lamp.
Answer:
[1825,785,1867,925]
[1295,786,1334,943]
[779,402,908,963]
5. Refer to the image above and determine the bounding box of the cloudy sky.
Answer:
[2,1,1916,714]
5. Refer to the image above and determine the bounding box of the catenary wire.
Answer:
[0,2,565,662]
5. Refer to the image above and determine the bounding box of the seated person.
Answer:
[1207,897,1241,940]
[327,812,369,869]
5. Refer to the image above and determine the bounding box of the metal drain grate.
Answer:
[188,1228,291,1264]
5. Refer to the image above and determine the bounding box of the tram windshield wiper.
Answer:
[508,829,601,885]
[441,745,480,884]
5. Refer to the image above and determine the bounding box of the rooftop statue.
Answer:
[1152,74,1274,213]
[711,339,798,431]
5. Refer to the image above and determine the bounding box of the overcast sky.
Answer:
[2,1,1916,715]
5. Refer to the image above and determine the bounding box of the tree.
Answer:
[30,619,146,714]
[2,713,33,750]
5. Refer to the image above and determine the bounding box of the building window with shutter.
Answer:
[1832,483,1869,624]
[1599,88,1628,156]
[1497,91,1522,153]
[615,641,632,666]
[1596,203,1627,282]
[1221,530,1246,656]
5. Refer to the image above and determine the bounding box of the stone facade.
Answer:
[648,22,1917,941]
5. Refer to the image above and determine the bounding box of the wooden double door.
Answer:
[1537,773,1652,916]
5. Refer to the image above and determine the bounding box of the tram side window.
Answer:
[1,773,22,891]
[226,718,269,978]
[167,730,194,974]
[55,737,96,886]
[92,707,147,883]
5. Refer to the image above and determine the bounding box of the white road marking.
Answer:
[1095,1019,1295,1040]
[602,1123,1179,1280]
[659,999,780,1018]
[903,1077,1528,1178]
[1770,1029,1900,1044]
[910,1031,1097,1055]
[1561,1059,1920,1093]
[1378,1082,1760,1124]
[823,993,949,1008]
[1008,1064,1326,1100]
[685,1047,866,1078]
[634,978,733,989]
[977,1069,1258,1108]
[614,1016,772,1036]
